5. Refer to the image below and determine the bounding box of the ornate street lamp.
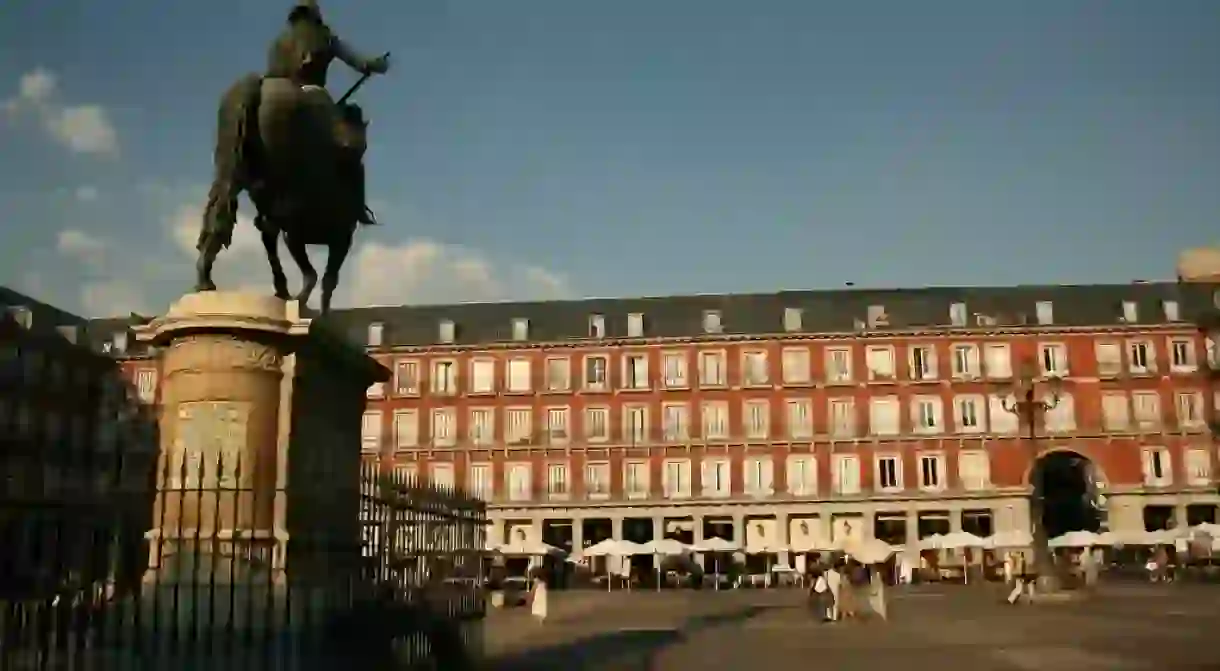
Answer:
[1000,361,1064,593]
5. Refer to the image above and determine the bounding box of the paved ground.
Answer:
[484,582,1220,670]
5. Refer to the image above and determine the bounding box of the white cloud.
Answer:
[3,67,118,155]
[52,195,573,317]
[74,185,99,202]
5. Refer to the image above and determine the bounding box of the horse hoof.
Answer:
[195,282,217,293]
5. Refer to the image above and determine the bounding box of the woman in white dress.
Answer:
[530,576,549,622]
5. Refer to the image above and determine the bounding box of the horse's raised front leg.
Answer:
[319,229,353,315]
[194,234,220,293]
[258,218,291,300]
[284,234,317,309]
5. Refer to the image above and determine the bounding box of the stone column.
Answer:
[949,508,964,533]
[1174,503,1189,531]
[732,513,746,563]
[775,512,790,566]
[571,516,584,553]
[693,514,706,568]
[611,515,624,540]
[905,510,920,549]
[652,516,665,541]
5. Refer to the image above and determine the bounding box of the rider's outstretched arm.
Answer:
[333,38,386,75]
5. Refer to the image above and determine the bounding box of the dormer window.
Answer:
[512,318,529,341]
[702,310,722,334]
[367,322,384,347]
[56,325,78,344]
[1163,300,1180,322]
[438,319,455,344]
[112,331,129,354]
[589,314,605,339]
[783,307,803,332]
[867,305,888,328]
[1035,301,1054,326]
[1121,301,1138,323]
[626,313,644,338]
[949,302,967,327]
[5,305,32,329]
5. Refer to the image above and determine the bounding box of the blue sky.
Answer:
[2,0,1218,317]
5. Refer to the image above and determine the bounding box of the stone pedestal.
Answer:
[133,292,388,588]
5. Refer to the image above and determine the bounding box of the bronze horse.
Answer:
[195,72,379,314]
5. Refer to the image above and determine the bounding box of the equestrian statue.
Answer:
[195,0,390,313]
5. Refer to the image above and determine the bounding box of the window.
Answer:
[1039,344,1067,377]
[702,310,722,334]
[469,408,494,445]
[913,396,942,433]
[1163,300,1181,322]
[826,348,853,383]
[662,403,689,441]
[702,401,729,439]
[1044,393,1075,432]
[394,360,420,395]
[623,353,650,389]
[135,369,157,403]
[544,357,570,391]
[367,322,384,346]
[1035,301,1054,325]
[470,359,495,394]
[393,410,418,449]
[468,464,492,499]
[1094,342,1121,377]
[1133,392,1161,428]
[869,396,900,436]
[111,331,128,354]
[1101,393,1130,431]
[662,352,688,387]
[698,351,727,386]
[919,453,945,490]
[511,318,529,341]
[431,408,456,446]
[951,344,980,379]
[781,348,811,384]
[366,380,385,399]
[361,411,381,452]
[588,314,605,338]
[1128,340,1154,374]
[624,461,649,498]
[866,346,895,380]
[506,358,532,392]
[438,319,455,344]
[505,407,532,444]
[830,398,855,438]
[949,302,968,327]
[1185,449,1211,486]
[547,463,569,498]
[909,345,936,380]
[786,399,813,439]
[663,459,691,498]
[742,350,768,385]
[431,360,457,395]
[627,312,644,337]
[393,464,418,485]
[429,463,455,489]
[1141,448,1171,487]
[876,455,901,491]
[507,463,532,501]
[702,459,731,497]
[786,455,817,496]
[585,462,610,497]
[623,405,648,443]
[584,407,609,442]
[743,457,774,496]
[867,304,889,328]
[833,455,860,495]
[784,307,803,332]
[954,395,982,433]
[1169,339,1196,371]
[1121,301,1138,323]
[988,394,1019,434]
[547,407,570,443]
[958,451,991,491]
[984,343,1012,379]
[584,355,609,390]
[1176,391,1204,428]
[744,400,770,439]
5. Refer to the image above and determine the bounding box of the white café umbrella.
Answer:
[642,538,692,590]
[582,539,646,590]
[692,537,738,590]
[918,533,947,550]
[983,530,1033,549]
[1048,530,1102,548]
[843,538,895,565]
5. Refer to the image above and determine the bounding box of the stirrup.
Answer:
[358,205,379,226]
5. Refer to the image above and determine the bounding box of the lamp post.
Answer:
[1000,361,1064,594]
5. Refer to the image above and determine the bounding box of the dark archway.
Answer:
[1032,451,1102,538]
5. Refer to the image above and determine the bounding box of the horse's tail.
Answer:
[199,73,263,252]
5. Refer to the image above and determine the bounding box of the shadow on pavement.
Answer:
[485,605,776,670]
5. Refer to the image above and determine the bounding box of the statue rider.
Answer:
[266,0,389,225]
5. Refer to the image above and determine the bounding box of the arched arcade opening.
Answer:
[1031,450,1104,539]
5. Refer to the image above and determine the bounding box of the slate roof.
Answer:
[6,281,1213,356]
[0,286,89,341]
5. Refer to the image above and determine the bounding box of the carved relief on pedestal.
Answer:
[162,336,282,376]
[167,401,250,489]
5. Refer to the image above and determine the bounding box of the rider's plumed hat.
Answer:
[288,0,322,23]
